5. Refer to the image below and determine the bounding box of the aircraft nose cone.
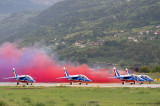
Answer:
[32,79,36,82]
[138,78,143,81]
[150,79,154,81]
[86,79,92,82]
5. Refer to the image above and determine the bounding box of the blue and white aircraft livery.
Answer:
[111,67,145,85]
[126,68,154,84]
[58,67,92,85]
[4,68,35,85]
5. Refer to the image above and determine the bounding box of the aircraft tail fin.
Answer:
[126,68,131,75]
[64,67,69,77]
[113,67,120,76]
[13,68,18,77]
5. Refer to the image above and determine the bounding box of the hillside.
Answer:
[0,10,39,43]
[32,0,160,32]
[0,0,160,67]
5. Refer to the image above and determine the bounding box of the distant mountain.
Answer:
[0,0,160,66]
[32,0,160,30]
[0,10,39,43]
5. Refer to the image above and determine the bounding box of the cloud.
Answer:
[0,42,119,83]
[30,0,63,5]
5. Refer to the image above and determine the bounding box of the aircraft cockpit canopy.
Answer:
[25,75,33,79]
[131,75,141,79]
[78,75,88,79]
[143,75,151,79]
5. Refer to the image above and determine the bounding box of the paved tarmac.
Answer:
[0,82,160,88]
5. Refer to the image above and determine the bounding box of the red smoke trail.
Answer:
[0,42,120,83]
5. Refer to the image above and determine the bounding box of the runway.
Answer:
[0,82,160,88]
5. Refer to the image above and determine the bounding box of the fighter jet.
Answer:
[126,68,154,84]
[58,67,91,85]
[111,67,145,85]
[4,68,35,85]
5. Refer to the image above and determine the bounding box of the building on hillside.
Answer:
[156,25,160,28]
[128,37,138,42]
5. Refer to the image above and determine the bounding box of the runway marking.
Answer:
[1,82,160,88]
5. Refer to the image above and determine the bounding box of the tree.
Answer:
[139,66,151,73]
[152,66,160,73]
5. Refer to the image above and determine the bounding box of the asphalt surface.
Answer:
[0,82,160,88]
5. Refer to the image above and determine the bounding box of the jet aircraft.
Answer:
[111,67,145,84]
[126,68,154,84]
[4,68,35,85]
[58,67,91,85]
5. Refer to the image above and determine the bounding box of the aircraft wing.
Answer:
[119,76,134,81]
[73,77,91,82]
[57,76,79,80]
[117,76,132,78]
[4,76,25,79]
[109,76,117,78]
[71,76,80,79]
[57,76,70,79]
[4,77,18,79]
[109,76,133,80]
[109,76,126,78]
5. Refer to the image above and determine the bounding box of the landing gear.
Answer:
[131,83,133,85]
[140,82,143,85]
[133,82,135,84]
[70,82,72,85]
[86,82,88,85]
[79,82,81,85]
[122,82,124,85]
[31,83,32,85]
[17,82,19,85]
[27,82,29,85]
[149,82,151,84]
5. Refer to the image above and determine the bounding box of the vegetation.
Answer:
[139,66,152,73]
[58,40,160,66]
[0,86,160,105]
[0,0,160,66]
[152,66,160,73]
[139,65,160,73]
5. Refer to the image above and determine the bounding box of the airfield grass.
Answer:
[0,86,160,106]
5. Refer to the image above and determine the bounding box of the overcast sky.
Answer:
[0,0,63,14]
[31,0,63,5]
